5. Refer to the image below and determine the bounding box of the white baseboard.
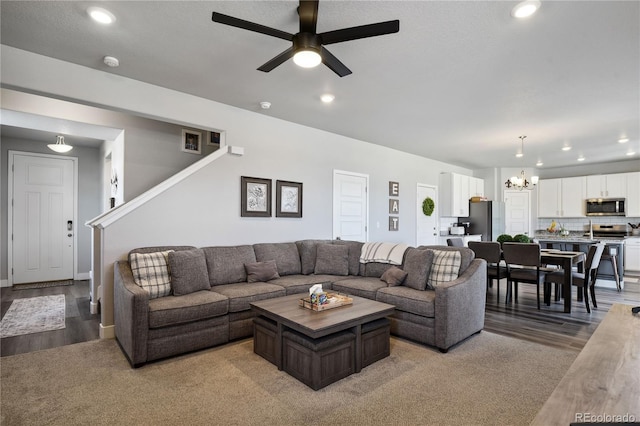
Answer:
[595,278,623,290]
[100,323,115,339]
[0,279,9,288]
[76,272,91,281]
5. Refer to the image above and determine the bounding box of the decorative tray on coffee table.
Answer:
[299,293,353,312]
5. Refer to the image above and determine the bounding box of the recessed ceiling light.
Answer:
[259,101,271,110]
[562,146,572,151]
[618,138,629,144]
[511,0,541,18]
[515,152,523,158]
[577,156,585,162]
[321,94,335,103]
[626,151,636,156]
[536,161,543,167]
[87,7,116,25]
[103,56,119,67]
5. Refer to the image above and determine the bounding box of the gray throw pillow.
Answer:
[168,249,210,296]
[245,260,280,283]
[402,248,434,291]
[314,244,349,276]
[380,266,408,286]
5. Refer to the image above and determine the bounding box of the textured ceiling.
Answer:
[1,1,638,170]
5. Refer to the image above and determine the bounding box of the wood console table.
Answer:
[531,303,640,425]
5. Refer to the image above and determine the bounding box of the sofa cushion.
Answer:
[296,240,331,275]
[402,248,434,291]
[362,262,394,278]
[212,282,286,312]
[202,245,256,285]
[269,275,336,295]
[129,250,174,299]
[417,245,475,272]
[376,286,435,317]
[168,249,210,296]
[314,244,349,276]
[148,290,229,328]
[380,266,408,287]
[331,277,387,300]
[254,243,301,276]
[332,240,364,276]
[427,249,462,289]
[245,260,280,283]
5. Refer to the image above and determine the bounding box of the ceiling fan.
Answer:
[212,0,399,77]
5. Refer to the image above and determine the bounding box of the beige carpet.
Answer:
[0,332,576,426]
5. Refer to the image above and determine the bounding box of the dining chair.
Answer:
[544,243,605,313]
[447,238,464,247]
[502,242,547,310]
[468,241,507,298]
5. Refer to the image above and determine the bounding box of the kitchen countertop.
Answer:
[534,233,626,244]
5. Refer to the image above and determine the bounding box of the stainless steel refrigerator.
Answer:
[466,201,505,242]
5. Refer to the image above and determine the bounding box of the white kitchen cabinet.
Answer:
[625,237,640,272]
[626,172,640,217]
[586,173,627,198]
[469,177,485,198]
[439,173,470,217]
[537,177,585,217]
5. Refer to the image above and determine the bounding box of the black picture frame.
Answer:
[241,176,272,217]
[276,180,303,218]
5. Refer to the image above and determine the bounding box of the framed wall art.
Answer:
[241,176,272,217]
[276,180,302,218]
[208,131,221,146]
[181,129,202,154]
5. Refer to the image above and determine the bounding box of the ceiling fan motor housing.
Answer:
[294,32,321,55]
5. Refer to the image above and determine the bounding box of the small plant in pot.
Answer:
[512,234,531,243]
[496,234,513,246]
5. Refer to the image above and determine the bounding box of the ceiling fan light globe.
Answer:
[293,50,321,68]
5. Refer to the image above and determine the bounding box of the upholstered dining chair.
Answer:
[446,238,464,247]
[544,243,605,313]
[502,242,548,310]
[468,241,507,299]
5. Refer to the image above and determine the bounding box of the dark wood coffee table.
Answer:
[250,294,394,387]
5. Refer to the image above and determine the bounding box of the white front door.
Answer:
[10,152,75,284]
[504,190,531,237]
[416,184,438,246]
[333,170,369,242]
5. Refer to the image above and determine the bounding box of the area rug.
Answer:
[12,280,73,290]
[0,295,65,338]
[0,331,577,425]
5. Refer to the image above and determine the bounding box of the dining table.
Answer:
[540,249,586,313]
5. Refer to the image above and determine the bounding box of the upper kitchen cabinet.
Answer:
[538,177,586,217]
[627,172,640,217]
[586,173,627,198]
[439,173,481,217]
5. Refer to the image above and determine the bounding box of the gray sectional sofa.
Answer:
[114,240,486,367]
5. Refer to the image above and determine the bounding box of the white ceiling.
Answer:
[1,1,638,170]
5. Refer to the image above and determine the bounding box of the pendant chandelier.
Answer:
[504,136,538,190]
[48,135,73,153]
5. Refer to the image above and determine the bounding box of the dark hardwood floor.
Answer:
[1,274,639,358]
[0,280,100,357]
[484,273,640,352]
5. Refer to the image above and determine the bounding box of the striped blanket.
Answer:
[359,242,409,266]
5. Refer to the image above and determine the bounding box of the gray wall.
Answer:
[0,137,100,280]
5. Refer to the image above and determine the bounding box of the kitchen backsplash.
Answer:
[536,216,640,232]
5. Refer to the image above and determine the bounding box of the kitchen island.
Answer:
[534,234,624,290]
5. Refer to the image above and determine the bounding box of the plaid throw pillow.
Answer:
[130,251,174,299]
[427,249,461,289]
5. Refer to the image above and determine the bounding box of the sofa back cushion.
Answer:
[314,244,349,276]
[202,245,257,285]
[416,245,474,272]
[295,239,332,275]
[168,249,211,296]
[332,240,364,276]
[253,243,301,276]
[361,262,393,278]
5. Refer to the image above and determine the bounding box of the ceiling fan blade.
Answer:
[257,46,296,72]
[319,20,400,45]
[321,46,352,77]
[298,0,319,33]
[212,12,293,41]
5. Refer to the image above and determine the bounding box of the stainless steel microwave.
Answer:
[585,198,626,216]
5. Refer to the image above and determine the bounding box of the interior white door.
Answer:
[11,153,75,284]
[333,170,368,242]
[416,184,438,246]
[504,190,531,237]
